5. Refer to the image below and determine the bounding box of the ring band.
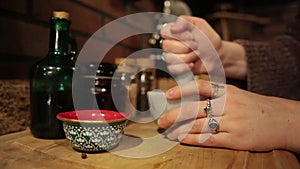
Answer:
[159,39,163,49]
[211,82,224,98]
[204,99,219,133]
[204,99,212,114]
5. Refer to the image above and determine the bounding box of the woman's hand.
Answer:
[160,15,247,80]
[157,79,300,152]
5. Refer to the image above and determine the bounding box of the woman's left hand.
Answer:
[157,79,295,152]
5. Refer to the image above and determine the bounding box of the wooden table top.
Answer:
[1,121,299,169]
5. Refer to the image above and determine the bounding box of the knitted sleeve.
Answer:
[234,35,300,100]
[234,4,300,100]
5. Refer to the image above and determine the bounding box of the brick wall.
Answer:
[0,0,162,79]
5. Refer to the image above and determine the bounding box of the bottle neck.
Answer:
[48,17,70,55]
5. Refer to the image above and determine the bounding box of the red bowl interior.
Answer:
[57,110,129,122]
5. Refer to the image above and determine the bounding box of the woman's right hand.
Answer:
[157,79,300,153]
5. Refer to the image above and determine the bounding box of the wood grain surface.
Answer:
[0,121,299,169]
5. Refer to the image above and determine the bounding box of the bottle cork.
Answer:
[115,57,125,65]
[53,11,70,20]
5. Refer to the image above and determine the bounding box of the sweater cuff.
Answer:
[234,37,299,99]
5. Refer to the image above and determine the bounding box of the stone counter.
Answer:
[0,80,30,135]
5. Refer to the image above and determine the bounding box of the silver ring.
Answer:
[204,99,212,115]
[208,118,219,134]
[159,39,163,49]
[204,99,219,133]
[211,82,224,98]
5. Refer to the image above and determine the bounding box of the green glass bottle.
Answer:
[30,11,77,139]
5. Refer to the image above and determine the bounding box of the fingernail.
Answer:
[157,117,164,127]
[188,63,194,68]
[166,88,175,98]
[178,134,186,141]
[167,133,176,140]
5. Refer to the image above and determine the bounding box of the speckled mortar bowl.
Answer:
[57,110,129,153]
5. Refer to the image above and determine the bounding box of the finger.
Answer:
[158,101,205,129]
[167,63,194,74]
[165,117,224,140]
[160,23,176,40]
[171,31,194,41]
[166,79,211,99]
[161,25,192,41]
[157,97,225,128]
[162,38,200,55]
[162,39,199,54]
[162,52,197,65]
[161,21,194,42]
[162,39,192,54]
[170,16,194,34]
[166,79,226,99]
[177,132,232,149]
[193,60,207,74]
[165,81,226,122]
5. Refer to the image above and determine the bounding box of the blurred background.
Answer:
[0,0,298,79]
